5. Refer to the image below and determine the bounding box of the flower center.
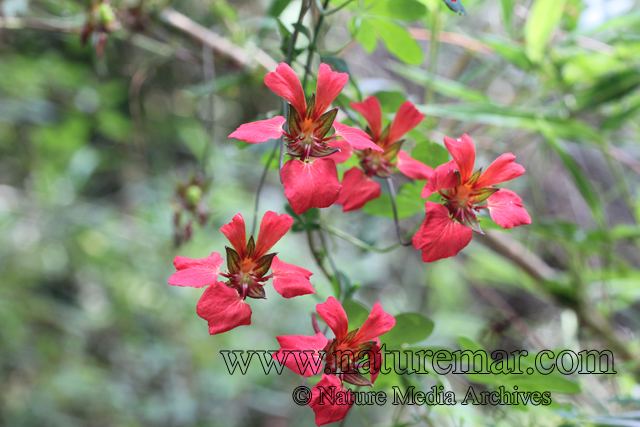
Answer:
[360,150,393,177]
[450,183,473,209]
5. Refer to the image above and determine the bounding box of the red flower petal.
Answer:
[397,150,434,180]
[326,139,353,164]
[168,252,224,288]
[281,158,341,214]
[253,211,293,259]
[487,189,531,229]
[350,96,383,141]
[312,63,349,120]
[196,281,252,335]
[413,202,473,262]
[273,332,327,377]
[336,167,381,212]
[387,101,425,145]
[316,296,349,342]
[264,63,307,117]
[443,133,476,183]
[421,160,458,198]
[475,153,525,189]
[220,213,247,259]
[332,122,382,152]
[271,256,315,298]
[353,302,396,344]
[309,374,353,426]
[228,116,286,143]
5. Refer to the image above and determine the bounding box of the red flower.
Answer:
[333,96,431,212]
[168,211,315,334]
[273,297,395,426]
[229,63,380,214]
[413,134,531,262]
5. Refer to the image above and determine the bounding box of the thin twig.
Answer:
[320,221,401,253]
[202,42,216,176]
[302,0,330,90]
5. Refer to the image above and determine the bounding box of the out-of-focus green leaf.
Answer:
[602,95,640,130]
[353,18,378,53]
[458,336,485,353]
[374,91,407,113]
[369,19,423,65]
[575,70,640,111]
[561,53,628,85]
[389,63,490,103]
[321,55,351,75]
[415,103,604,145]
[500,0,513,32]
[342,299,370,330]
[384,313,434,347]
[482,36,532,70]
[367,0,427,21]
[411,140,449,168]
[363,183,424,219]
[269,0,293,17]
[524,0,567,63]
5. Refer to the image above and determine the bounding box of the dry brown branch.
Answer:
[478,230,640,373]
[478,230,557,282]
[159,8,278,72]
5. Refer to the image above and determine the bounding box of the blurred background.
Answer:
[1,0,640,426]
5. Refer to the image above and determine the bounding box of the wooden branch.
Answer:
[159,8,278,72]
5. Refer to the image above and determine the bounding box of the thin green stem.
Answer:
[317,227,345,301]
[387,177,413,246]
[302,0,331,91]
[320,221,401,253]
[424,11,441,105]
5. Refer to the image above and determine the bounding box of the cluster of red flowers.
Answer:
[169,62,531,426]
[168,211,314,334]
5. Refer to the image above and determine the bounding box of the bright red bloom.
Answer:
[274,297,395,426]
[413,134,531,262]
[168,211,315,334]
[333,96,431,212]
[229,63,380,214]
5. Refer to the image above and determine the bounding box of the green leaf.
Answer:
[524,0,567,63]
[480,36,532,70]
[363,183,424,219]
[374,90,407,113]
[353,18,378,53]
[575,70,640,111]
[390,63,489,103]
[369,19,423,65]
[458,336,485,353]
[268,0,293,17]
[342,299,370,330]
[415,103,604,145]
[320,55,351,75]
[367,0,427,21]
[411,140,449,168]
[500,0,513,32]
[384,313,434,347]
